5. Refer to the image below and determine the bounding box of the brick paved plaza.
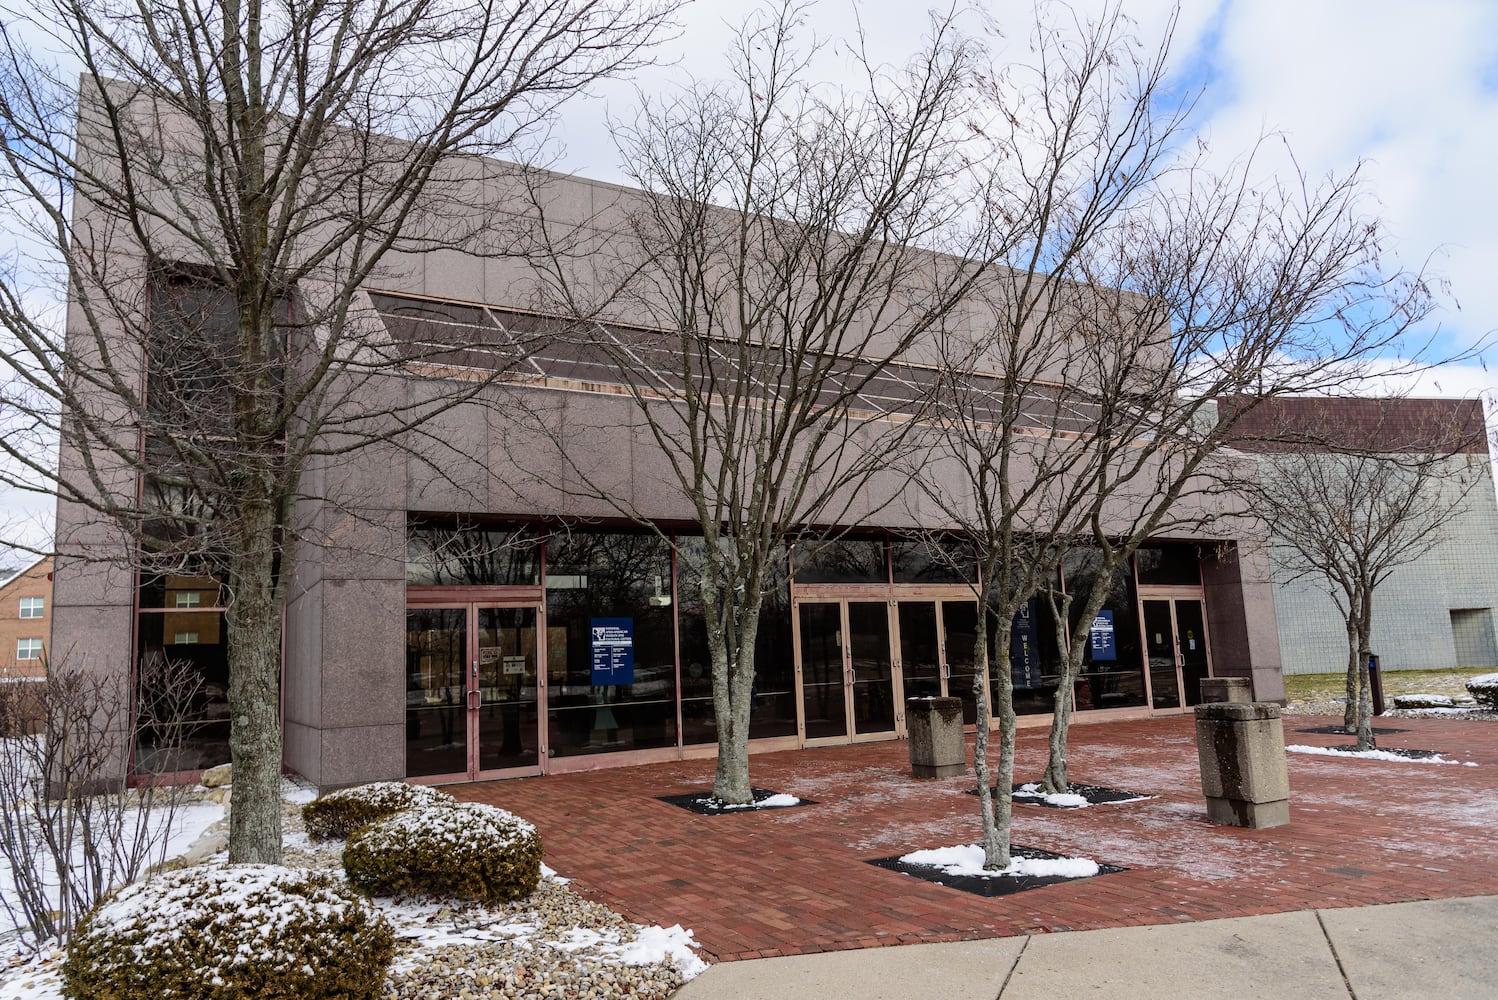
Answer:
[456,715,1498,963]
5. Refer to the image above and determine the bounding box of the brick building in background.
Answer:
[1225,397,1498,674]
[0,556,53,679]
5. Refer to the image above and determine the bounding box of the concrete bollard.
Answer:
[1194,702,1290,828]
[1198,676,1252,704]
[906,697,965,778]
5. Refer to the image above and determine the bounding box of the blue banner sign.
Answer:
[590,618,635,686]
[1089,610,1117,662]
[1010,601,1041,690]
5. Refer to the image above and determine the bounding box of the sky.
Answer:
[552,0,1496,380]
[2,0,1496,561]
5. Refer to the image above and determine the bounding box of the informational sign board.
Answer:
[590,618,635,686]
[502,655,527,676]
[1089,610,1117,662]
[1010,601,1041,689]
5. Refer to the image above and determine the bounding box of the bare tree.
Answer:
[531,1,995,803]
[916,5,1436,867]
[1240,408,1484,749]
[0,0,678,862]
[0,653,199,946]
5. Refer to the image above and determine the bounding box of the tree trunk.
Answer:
[1343,619,1358,733]
[1354,594,1375,751]
[705,567,760,805]
[973,604,1012,870]
[225,510,283,864]
[1040,589,1075,795]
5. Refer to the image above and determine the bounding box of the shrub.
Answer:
[1468,673,1498,710]
[62,864,395,1000]
[301,780,454,841]
[343,801,542,904]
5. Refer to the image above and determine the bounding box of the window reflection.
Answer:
[135,575,230,773]
[544,532,678,756]
[676,537,796,742]
[792,538,888,584]
[1061,549,1147,711]
[407,521,542,586]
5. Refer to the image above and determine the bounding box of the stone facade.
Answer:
[1226,396,1498,675]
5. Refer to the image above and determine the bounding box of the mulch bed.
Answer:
[1297,724,1408,735]
[869,844,1126,898]
[657,787,816,815]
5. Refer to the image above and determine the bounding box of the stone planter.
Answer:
[1194,702,1290,829]
[906,697,965,779]
[1198,676,1252,704]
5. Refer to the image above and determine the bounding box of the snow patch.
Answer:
[1285,744,1465,765]
[1014,783,1089,808]
[899,844,1100,879]
[718,793,800,810]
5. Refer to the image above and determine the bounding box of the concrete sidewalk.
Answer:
[673,895,1497,999]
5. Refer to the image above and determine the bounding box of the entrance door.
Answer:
[1140,598,1211,710]
[894,600,984,724]
[797,600,898,744]
[406,603,544,780]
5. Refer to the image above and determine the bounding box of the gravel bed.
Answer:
[283,793,700,1000]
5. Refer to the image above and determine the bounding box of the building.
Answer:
[1225,396,1498,674]
[49,117,1286,790]
[0,556,52,679]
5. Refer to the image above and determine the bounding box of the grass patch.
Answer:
[1284,666,1495,703]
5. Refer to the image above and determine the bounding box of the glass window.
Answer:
[1135,544,1201,587]
[16,638,42,660]
[407,521,543,586]
[891,536,976,585]
[996,594,1067,716]
[544,531,678,757]
[19,597,43,619]
[140,574,224,610]
[792,537,888,584]
[677,537,796,743]
[135,574,232,773]
[1061,548,1147,711]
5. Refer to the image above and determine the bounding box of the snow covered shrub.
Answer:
[343,801,542,903]
[62,865,395,1000]
[1468,673,1498,710]
[301,780,454,840]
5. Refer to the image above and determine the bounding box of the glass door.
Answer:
[897,602,942,699]
[1140,597,1212,710]
[798,602,848,740]
[940,601,982,725]
[892,599,986,725]
[406,603,545,780]
[406,607,469,778]
[1142,599,1182,709]
[848,602,896,738]
[796,600,897,743]
[474,607,543,774]
[1176,600,1210,706]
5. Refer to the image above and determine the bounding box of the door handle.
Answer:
[467,688,481,711]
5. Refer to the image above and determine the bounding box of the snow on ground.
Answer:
[899,844,1100,879]
[1014,783,1089,808]
[1285,744,1472,765]
[0,799,226,940]
[718,793,800,810]
[0,777,706,999]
